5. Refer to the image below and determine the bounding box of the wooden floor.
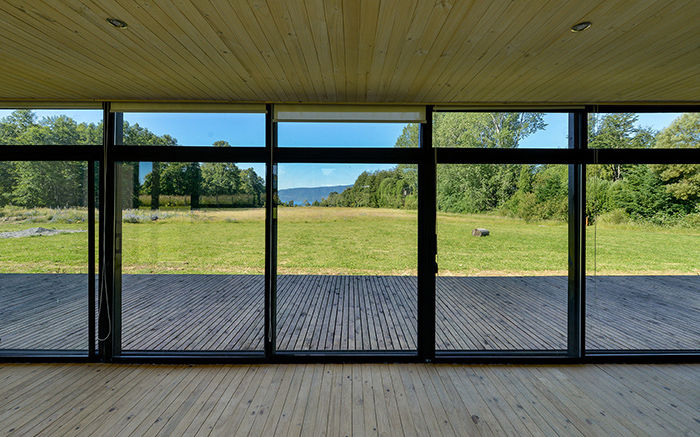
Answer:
[0,274,698,352]
[0,362,698,436]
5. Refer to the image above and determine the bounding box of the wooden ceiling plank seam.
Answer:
[287,0,332,100]
[42,0,198,98]
[383,0,437,98]
[268,0,326,101]
[504,0,678,101]
[323,0,348,100]
[259,0,321,100]
[245,0,307,101]
[129,0,241,99]
[552,34,700,101]
[0,63,77,100]
[0,43,107,99]
[99,0,224,99]
[435,0,541,102]
[364,0,399,101]
[302,0,338,101]
[544,2,700,101]
[212,0,296,100]
[499,0,670,101]
[375,0,419,101]
[89,0,219,99]
[0,3,148,97]
[404,0,476,101]
[356,0,381,102]
[173,0,273,100]
[342,0,361,100]
[84,0,221,98]
[518,0,695,102]
[413,0,511,102]
[388,0,455,101]
[199,0,285,101]
[157,0,253,99]
[473,0,595,101]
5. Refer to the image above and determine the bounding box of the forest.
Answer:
[320,112,699,226]
[0,110,265,209]
[1,110,698,226]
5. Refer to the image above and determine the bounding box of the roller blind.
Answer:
[274,104,426,122]
[110,102,267,113]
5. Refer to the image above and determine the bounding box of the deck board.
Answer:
[0,273,698,352]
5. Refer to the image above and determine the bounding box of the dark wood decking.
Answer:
[1,274,698,352]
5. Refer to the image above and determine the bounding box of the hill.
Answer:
[278,185,352,205]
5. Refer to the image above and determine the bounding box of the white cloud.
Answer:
[321,168,335,176]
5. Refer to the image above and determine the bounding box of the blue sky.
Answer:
[0,109,686,189]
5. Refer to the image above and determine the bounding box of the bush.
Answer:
[595,208,628,225]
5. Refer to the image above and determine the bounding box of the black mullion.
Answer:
[112,145,266,163]
[0,145,101,161]
[265,104,278,358]
[88,159,96,359]
[436,148,580,164]
[98,105,115,361]
[417,106,436,361]
[568,111,586,358]
[275,147,420,164]
[586,148,700,164]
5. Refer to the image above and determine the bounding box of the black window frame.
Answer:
[0,103,697,364]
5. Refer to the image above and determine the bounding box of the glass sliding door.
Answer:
[0,161,93,351]
[0,108,100,354]
[117,161,266,352]
[433,111,571,353]
[113,108,267,354]
[586,112,700,351]
[275,163,418,352]
[435,164,569,351]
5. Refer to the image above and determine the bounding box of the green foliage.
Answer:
[319,167,415,209]
[433,112,545,148]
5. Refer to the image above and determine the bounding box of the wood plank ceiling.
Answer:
[0,0,699,104]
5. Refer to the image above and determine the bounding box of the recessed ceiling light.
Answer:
[106,17,128,28]
[570,21,592,32]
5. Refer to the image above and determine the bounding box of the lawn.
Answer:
[0,207,698,275]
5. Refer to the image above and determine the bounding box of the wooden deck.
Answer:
[0,274,698,352]
[1,362,698,436]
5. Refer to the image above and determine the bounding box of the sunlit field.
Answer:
[1,206,698,275]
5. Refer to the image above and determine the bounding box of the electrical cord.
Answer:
[97,251,111,342]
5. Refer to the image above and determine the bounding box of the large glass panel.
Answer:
[0,161,91,351]
[0,109,102,145]
[436,164,569,351]
[118,161,266,352]
[586,163,700,350]
[276,163,418,351]
[589,112,699,149]
[278,122,413,147]
[118,113,265,147]
[433,112,569,148]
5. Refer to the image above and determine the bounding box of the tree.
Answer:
[0,110,99,207]
[649,113,700,206]
[240,168,265,206]
[201,141,241,204]
[588,113,655,181]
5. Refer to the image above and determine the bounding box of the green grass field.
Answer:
[0,207,698,275]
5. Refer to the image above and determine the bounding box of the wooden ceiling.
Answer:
[1,0,699,105]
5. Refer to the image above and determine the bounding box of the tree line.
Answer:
[0,110,265,209]
[314,112,699,225]
[1,110,698,225]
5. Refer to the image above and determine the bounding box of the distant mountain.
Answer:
[278,185,352,205]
